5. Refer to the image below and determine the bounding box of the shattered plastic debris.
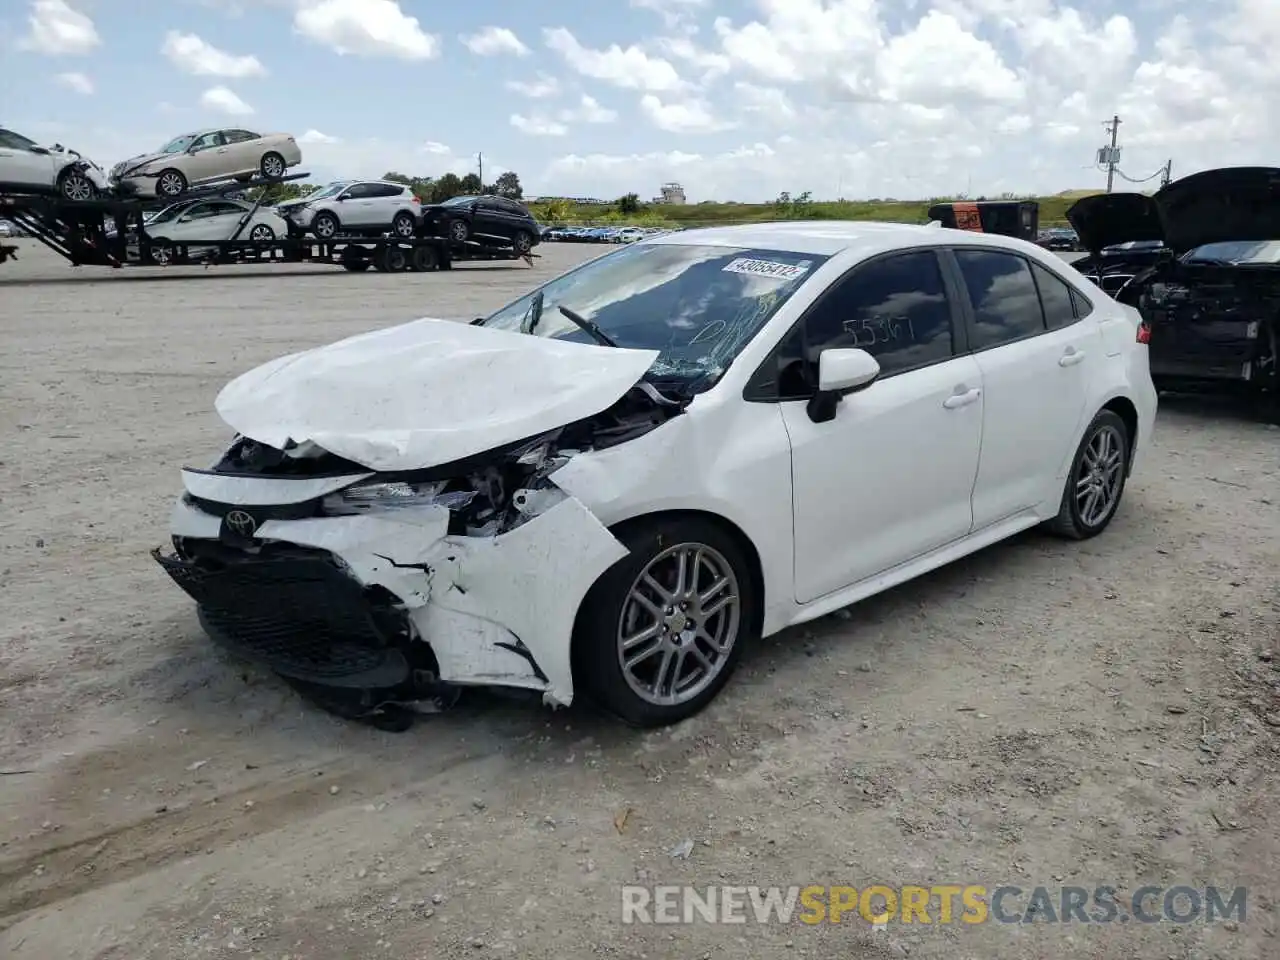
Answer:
[668,838,694,859]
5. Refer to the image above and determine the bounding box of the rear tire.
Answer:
[409,244,438,272]
[573,516,755,727]
[148,237,174,265]
[1046,409,1130,540]
[260,152,286,180]
[391,212,416,238]
[448,218,470,243]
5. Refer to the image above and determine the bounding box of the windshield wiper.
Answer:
[559,305,617,348]
[521,290,545,335]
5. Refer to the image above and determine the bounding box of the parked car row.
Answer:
[1036,226,1083,251]
[543,224,675,243]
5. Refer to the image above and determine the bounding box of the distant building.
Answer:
[655,182,687,205]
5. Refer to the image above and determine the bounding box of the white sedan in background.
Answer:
[110,128,302,198]
[154,221,1156,729]
[135,197,287,263]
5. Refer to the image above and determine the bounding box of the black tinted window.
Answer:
[371,183,402,198]
[955,250,1045,349]
[1031,262,1077,329]
[345,183,373,199]
[800,251,955,377]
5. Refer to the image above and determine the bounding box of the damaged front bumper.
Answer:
[154,477,628,707]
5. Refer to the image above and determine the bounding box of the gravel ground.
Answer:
[1,241,1277,960]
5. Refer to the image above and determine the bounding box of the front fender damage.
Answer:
[250,489,627,707]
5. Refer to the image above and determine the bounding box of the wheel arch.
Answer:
[1099,395,1139,476]
[568,507,767,677]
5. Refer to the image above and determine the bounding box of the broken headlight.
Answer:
[323,480,476,515]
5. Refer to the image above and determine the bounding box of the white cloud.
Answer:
[19,0,99,55]
[200,86,254,116]
[731,82,796,119]
[294,0,439,60]
[505,73,560,98]
[639,95,732,133]
[631,0,708,31]
[460,26,529,57]
[298,129,339,144]
[421,141,450,155]
[510,114,569,137]
[543,27,686,92]
[55,71,93,94]
[161,31,267,78]
[559,95,617,124]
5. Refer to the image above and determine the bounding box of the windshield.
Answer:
[481,242,826,388]
[160,134,196,154]
[1183,240,1280,265]
[442,195,477,207]
[146,201,196,224]
[305,182,350,201]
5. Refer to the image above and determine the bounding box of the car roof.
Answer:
[641,220,1048,258]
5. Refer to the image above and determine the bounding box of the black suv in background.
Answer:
[421,195,540,253]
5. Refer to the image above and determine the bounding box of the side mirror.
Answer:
[806,348,880,424]
[335,194,347,201]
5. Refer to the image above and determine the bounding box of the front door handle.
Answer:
[943,387,982,409]
[1059,348,1086,367]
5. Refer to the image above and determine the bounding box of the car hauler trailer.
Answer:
[0,173,534,272]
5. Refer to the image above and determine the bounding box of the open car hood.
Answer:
[1066,193,1163,253]
[1153,166,1280,253]
[214,318,661,472]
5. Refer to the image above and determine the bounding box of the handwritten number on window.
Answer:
[841,315,916,348]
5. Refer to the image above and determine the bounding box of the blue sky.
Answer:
[2,0,1276,202]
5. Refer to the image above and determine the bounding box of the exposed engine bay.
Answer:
[157,380,689,730]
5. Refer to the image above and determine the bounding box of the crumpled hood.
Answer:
[1066,193,1163,253]
[1153,166,1280,253]
[119,152,168,172]
[214,317,661,472]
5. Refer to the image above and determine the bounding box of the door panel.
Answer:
[772,248,982,603]
[786,355,985,602]
[951,249,1098,526]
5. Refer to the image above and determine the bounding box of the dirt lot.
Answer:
[1,242,1277,960]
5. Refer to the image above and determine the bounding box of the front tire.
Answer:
[249,224,276,242]
[312,211,340,239]
[448,218,470,243]
[148,237,174,265]
[155,168,187,198]
[1047,409,1130,540]
[57,168,96,201]
[574,516,755,727]
[513,230,533,254]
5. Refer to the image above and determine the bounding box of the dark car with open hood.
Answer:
[1068,167,1280,420]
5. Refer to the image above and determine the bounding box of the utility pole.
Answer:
[1160,159,1173,188]
[1103,115,1121,193]
[477,152,483,190]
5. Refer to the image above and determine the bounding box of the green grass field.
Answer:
[526,193,1097,230]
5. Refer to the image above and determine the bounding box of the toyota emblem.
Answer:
[225,509,257,537]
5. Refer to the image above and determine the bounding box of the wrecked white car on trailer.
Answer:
[155,222,1154,729]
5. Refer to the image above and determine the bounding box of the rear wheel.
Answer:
[409,244,438,272]
[1046,409,1130,540]
[249,224,275,242]
[574,516,755,727]
[260,152,286,180]
[155,169,187,198]
[148,237,174,265]
[391,212,416,238]
[448,218,470,243]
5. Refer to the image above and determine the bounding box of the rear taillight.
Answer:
[411,195,420,203]
[1136,321,1151,344]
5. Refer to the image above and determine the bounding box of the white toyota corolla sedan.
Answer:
[155,221,1157,728]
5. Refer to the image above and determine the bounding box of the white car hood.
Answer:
[214,317,661,472]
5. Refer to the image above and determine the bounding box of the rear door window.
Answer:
[954,249,1046,350]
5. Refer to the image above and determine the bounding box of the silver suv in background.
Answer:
[277,180,422,239]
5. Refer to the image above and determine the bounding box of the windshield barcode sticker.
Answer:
[722,258,810,281]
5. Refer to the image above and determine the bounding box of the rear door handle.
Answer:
[1059,348,1086,367]
[943,387,982,409]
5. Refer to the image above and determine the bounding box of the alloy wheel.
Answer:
[1075,423,1124,527]
[616,542,742,707]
